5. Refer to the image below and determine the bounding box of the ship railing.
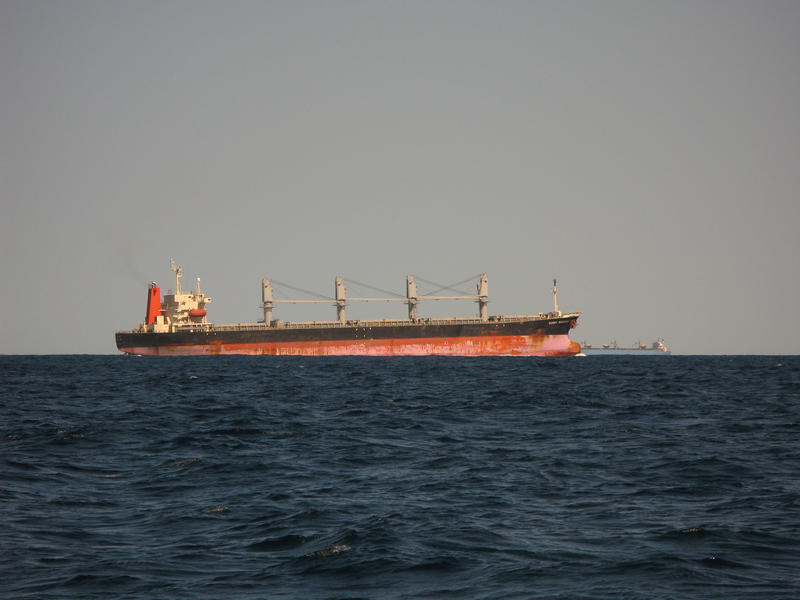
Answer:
[171,323,218,332]
[124,311,579,335]
[279,318,490,329]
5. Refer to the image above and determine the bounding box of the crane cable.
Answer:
[268,278,332,301]
[268,274,482,301]
[413,274,481,297]
[343,277,405,298]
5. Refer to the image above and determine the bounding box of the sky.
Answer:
[1,1,798,354]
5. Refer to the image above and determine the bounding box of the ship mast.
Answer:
[171,259,183,295]
[335,277,347,323]
[553,278,561,316]
[406,275,418,320]
[262,278,274,324]
[477,274,488,322]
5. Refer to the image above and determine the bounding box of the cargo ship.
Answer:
[580,339,671,356]
[115,260,581,356]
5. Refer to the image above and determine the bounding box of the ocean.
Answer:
[2,355,798,599]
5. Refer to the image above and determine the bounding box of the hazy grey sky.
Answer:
[2,1,798,354]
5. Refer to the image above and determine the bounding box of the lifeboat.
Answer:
[189,308,207,318]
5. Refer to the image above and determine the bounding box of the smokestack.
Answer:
[145,283,161,324]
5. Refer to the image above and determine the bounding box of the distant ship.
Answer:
[115,260,581,356]
[581,339,671,356]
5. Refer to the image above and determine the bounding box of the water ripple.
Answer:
[1,355,798,599]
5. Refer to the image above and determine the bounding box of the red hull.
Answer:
[121,334,580,357]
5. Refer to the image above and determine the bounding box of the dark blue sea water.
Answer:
[2,355,799,599]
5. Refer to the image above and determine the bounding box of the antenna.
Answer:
[552,278,560,316]
[170,259,183,294]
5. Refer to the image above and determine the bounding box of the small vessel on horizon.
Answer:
[581,339,671,355]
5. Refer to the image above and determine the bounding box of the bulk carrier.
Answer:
[115,260,581,356]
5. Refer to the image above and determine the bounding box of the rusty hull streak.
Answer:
[120,334,580,357]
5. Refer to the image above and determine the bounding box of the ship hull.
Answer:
[116,318,580,357]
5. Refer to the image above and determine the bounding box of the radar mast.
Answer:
[170,259,183,295]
